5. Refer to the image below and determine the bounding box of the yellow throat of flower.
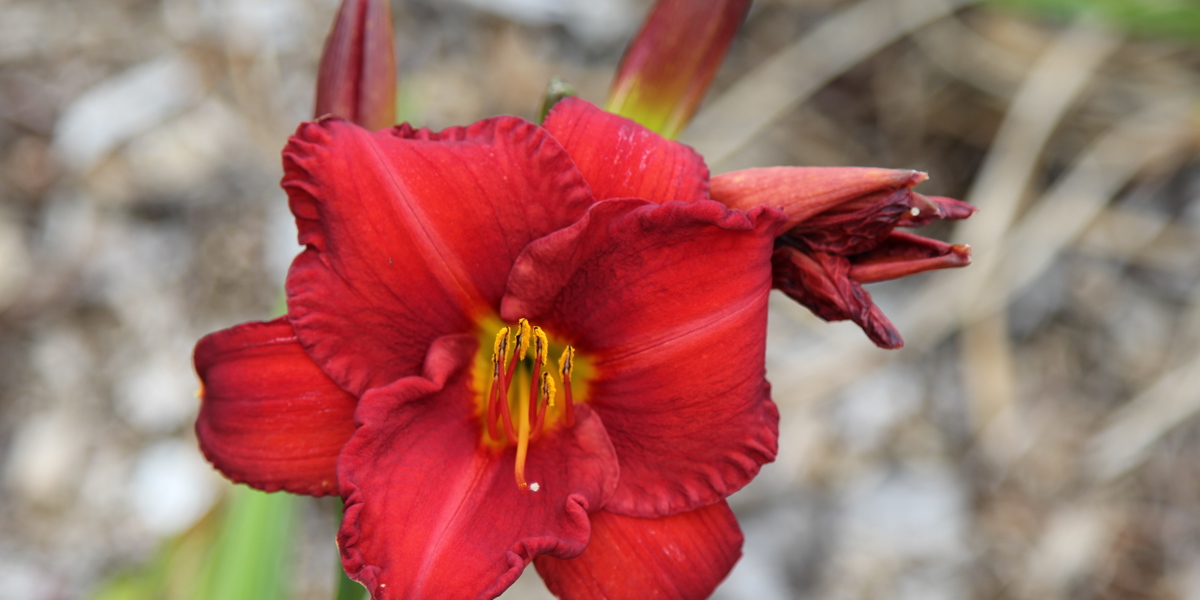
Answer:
[476,318,589,493]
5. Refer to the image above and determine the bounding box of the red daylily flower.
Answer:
[195,97,786,600]
[711,167,976,348]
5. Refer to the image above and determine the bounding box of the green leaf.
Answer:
[986,0,1200,41]
[192,486,297,600]
[86,501,222,600]
[329,497,366,600]
[334,566,367,600]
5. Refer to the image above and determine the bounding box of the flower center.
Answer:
[477,318,583,493]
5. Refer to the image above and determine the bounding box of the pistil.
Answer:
[514,364,532,491]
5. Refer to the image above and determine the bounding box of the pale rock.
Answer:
[53,53,208,172]
[128,439,219,535]
[4,409,90,507]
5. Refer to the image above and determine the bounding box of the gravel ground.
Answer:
[2,0,1200,599]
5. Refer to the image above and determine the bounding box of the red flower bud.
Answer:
[606,0,751,139]
[314,0,396,130]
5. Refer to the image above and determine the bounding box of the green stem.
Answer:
[332,498,366,600]
[194,487,296,600]
[334,566,366,600]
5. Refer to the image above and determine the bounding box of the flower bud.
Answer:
[314,0,396,130]
[606,0,751,139]
[537,76,577,125]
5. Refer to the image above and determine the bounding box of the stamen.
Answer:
[495,328,518,442]
[541,373,556,413]
[485,363,501,439]
[526,326,546,442]
[493,327,510,358]
[514,318,531,361]
[530,371,555,442]
[481,320,581,491]
[485,329,509,440]
[528,327,546,420]
[559,346,575,428]
[532,327,548,363]
[502,326,515,365]
[558,346,574,380]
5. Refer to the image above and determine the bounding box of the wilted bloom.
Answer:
[314,0,396,130]
[602,0,973,349]
[711,167,975,348]
[607,0,751,139]
[195,98,784,599]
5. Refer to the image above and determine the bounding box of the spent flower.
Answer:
[712,167,975,348]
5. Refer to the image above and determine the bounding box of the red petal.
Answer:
[605,0,750,139]
[283,116,594,396]
[773,246,903,349]
[848,230,973,283]
[542,97,709,205]
[338,335,619,600]
[928,195,978,220]
[193,318,356,496]
[314,0,396,130]
[786,187,915,255]
[711,166,926,230]
[502,199,785,517]
[535,502,743,600]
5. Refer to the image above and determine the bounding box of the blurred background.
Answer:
[2,0,1199,598]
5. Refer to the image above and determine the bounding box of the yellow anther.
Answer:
[515,318,532,361]
[558,346,575,379]
[505,327,516,365]
[532,327,549,362]
[492,328,509,377]
[541,371,556,407]
[492,327,509,357]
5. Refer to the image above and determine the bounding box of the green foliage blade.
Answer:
[986,0,1200,40]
